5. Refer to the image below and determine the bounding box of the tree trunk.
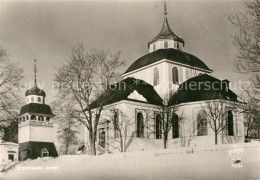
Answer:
[215,132,218,145]
[163,134,168,149]
[89,130,96,156]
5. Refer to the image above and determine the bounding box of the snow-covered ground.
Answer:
[1,143,260,180]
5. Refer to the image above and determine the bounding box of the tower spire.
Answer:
[164,0,167,16]
[33,59,37,85]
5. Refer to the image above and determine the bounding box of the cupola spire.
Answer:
[164,1,167,16]
[33,59,37,84]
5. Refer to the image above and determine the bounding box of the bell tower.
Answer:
[18,60,58,160]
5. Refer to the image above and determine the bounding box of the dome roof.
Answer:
[148,17,184,46]
[124,48,212,74]
[168,74,238,105]
[25,85,46,97]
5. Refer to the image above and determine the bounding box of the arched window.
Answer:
[38,116,44,121]
[197,110,208,136]
[164,41,168,48]
[31,97,34,102]
[31,115,36,120]
[37,97,41,102]
[46,117,50,122]
[227,111,234,136]
[172,67,179,85]
[153,68,159,86]
[41,148,49,157]
[137,112,144,138]
[172,113,179,138]
[155,114,162,139]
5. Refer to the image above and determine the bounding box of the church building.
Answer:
[83,3,245,153]
[18,60,58,160]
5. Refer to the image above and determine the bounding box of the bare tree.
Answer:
[202,100,234,145]
[109,107,135,153]
[54,44,124,155]
[179,117,195,147]
[229,0,260,100]
[0,46,23,124]
[153,95,180,149]
[53,102,80,155]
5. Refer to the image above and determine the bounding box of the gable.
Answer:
[127,90,147,102]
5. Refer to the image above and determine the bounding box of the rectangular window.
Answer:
[164,41,168,48]
[153,43,156,51]
[8,154,14,161]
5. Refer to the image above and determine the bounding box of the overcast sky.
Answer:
[0,0,249,103]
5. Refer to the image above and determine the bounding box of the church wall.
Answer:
[18,125,30,143]
[30,125,54,142]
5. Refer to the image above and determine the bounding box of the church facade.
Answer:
[83,4,245,153]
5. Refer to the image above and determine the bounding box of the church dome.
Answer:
[25,85,46,97]
[124,48,212,74]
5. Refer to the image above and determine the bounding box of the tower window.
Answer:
[172,67,179,85]
[41,148,49,157]
[153,67,159,86]
[164,41,168,48]
[38,97,41,102]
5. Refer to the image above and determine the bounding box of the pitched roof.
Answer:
[89,77,163,109]
[19,141,58,160]
[19,103,54,116]
[149,17,184,45]
[25,85,46,97]
[168,74,238,105]
[124,48,212,74]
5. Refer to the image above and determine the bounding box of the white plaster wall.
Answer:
[0,143,19,165]
[30,125,54,142]
[123,60,208,99]
[26,95,44,104]
[18,125,30,143]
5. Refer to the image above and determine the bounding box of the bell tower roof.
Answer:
[148,1,184,46]
[25,59,46,97]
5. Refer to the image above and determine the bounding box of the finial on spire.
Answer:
[164,0,167,16]
[33,59,37,84]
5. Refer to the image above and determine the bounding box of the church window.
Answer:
[8,152,15,161]
[172,67,179,84]
[227,111,234,136]
[46,117,50,122]
[177,42,180,49]
[164,41,168,48]
[41,148,49,157]
[172,113,179,138]
[155,114,162,139]
[38,97,41,102]
[179,43,183,50]
[136,112,144,138]
[153,67,159,86]
[26,115,29,120]
[153,43,156,51]
[31,97,34,102]
[99,128,106,148]
[197,110,208,136]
